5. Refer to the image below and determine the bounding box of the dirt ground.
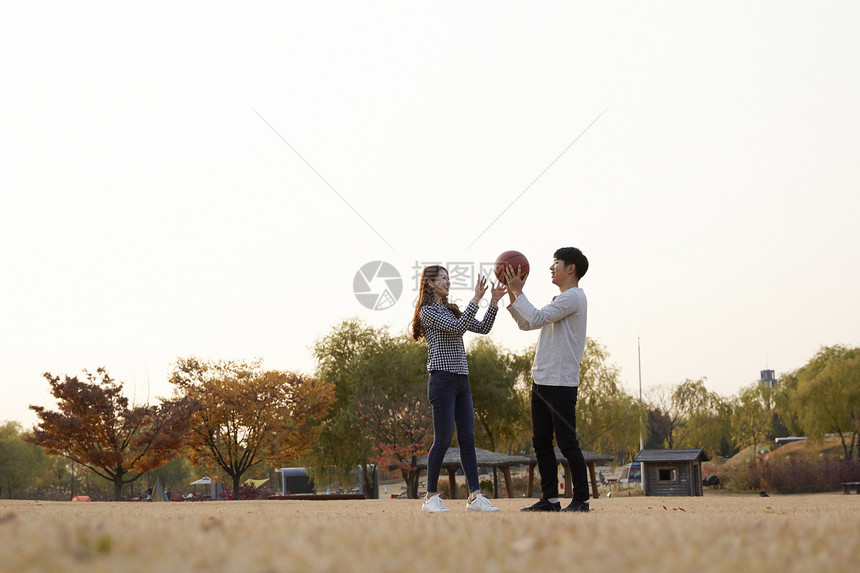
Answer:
[2,492,859,572]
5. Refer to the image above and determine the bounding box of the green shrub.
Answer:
[479,479,493,495]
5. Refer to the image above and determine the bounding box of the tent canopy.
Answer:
[244,478,269,488]
[189,477,212,485]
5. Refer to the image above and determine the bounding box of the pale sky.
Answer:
[2,2,859,428]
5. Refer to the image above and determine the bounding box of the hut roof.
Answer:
[634,448,710,463]
[414,447,614,469]
[416,448,530,469]
[526,446,614,464]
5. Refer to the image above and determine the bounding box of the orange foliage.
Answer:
[170,357,334,493]
[27,368,196,498]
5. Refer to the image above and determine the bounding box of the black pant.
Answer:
[531,383,589,502]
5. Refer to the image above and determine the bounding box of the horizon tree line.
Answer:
[2,322,857,500]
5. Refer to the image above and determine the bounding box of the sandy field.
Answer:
[1,493,859,573]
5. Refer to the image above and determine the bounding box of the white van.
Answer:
[618,462,641,484]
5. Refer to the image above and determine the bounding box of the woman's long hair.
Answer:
[410,265,461,340]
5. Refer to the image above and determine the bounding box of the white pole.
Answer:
[638,337,644,452]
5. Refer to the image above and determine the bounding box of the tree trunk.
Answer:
[410,471,420,499]
[402,469,420,499]
[233,474,242,499]
[114,476,124,500]
[838,431,856,461]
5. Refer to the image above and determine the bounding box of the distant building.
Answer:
[760,369,776,388]
[278,468,316,495]
[775,436,807,447]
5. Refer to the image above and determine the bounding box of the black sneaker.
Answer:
[561,499,590,513]
[521,498,561,512]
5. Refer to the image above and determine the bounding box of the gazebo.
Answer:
[189,476,222,500]
[525,447,615,499]
[415,448,530,498]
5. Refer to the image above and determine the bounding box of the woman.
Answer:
[411,265,506,512]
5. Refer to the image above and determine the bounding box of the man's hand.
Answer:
[504,265,526,303]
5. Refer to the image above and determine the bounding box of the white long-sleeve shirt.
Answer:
[507,288,587,387]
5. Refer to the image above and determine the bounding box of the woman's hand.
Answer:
[472,274,489,304]
[489,280,507,306]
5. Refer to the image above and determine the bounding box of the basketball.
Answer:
[494,250,530,285]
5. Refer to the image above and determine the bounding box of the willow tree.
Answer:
[309,319,384,493]
[573,338,641,461]
[731,382,775,460]
[512,338,641,462]
[466,337,529,453]
[28,368,196,500]
[649,378,727,455]
[170,358,334,495]
[791,345,860,460]
[352,334,432,499]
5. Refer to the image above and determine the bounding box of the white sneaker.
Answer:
[422,494,449,513]
[466,493,500,512]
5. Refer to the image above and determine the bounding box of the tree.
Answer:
[509,338,642,461]
[494,345,537,456]
[309,319,387,491]
[27,368,196,499]
[353,334,432,498]
[671,378,727,455]
[0,421,48,498]
[772,371,802,437]
[790,345,860,460]
[646,383,687,450]
[577,338,642,462]
[713,400,740,459]
[47,456,83,500]
[646,378,726,455]
[645,407,672,450]
[466,338,529,453]
[143,456,193,499]
[170,358,334,495]
[731,382,774,459]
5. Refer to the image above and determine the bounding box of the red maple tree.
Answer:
[28,368,197,500]
[356,385,432,499]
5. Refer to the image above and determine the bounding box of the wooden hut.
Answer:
[633,449,710,496]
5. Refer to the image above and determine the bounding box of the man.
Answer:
[505,247,590,512]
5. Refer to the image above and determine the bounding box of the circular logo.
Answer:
[353,261,403,310]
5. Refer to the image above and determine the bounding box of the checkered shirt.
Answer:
[420,301,498,375]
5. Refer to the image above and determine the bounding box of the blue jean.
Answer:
[426,370,479,494]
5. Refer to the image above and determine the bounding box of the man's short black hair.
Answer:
[554,247,588,279]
